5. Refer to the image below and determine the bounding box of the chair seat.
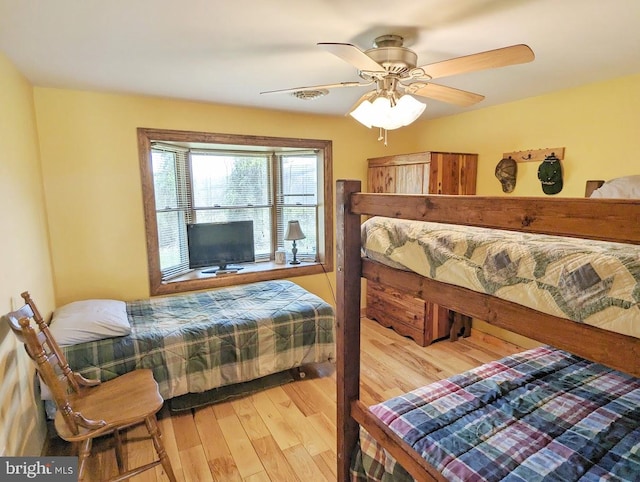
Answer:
[55,369,164,442]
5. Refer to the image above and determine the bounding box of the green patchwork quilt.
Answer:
[362,217,640,339]
[62,280,335,399]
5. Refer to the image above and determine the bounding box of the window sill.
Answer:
[151,260,328,296]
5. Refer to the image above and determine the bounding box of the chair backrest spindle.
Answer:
[20,291,81,393]
[2,292,104,435]
[5,311,80,435]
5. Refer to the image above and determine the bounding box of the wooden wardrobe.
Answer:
[366,151,478,346]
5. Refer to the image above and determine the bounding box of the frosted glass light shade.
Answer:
[349,94,426,130]
[395,95,427,125]
[349,98,377,128]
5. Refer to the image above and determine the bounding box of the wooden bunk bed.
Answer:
[335,179,640,481]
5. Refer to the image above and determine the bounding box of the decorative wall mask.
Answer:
[495,157,518,193]
[537,153,563,195]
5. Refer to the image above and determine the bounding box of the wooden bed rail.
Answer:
[350,192,640,244]
[352,400,446,481]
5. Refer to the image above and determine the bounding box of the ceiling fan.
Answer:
[261,35,534,141]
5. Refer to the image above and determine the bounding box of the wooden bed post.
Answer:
[336,180,363,481]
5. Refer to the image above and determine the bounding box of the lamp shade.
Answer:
[284,220,305,241]
[349,93,426,130]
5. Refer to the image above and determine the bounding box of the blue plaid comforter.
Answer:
[352,346,640,481]
[62,280,335,399]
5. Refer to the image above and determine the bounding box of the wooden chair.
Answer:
[2,292,177,482]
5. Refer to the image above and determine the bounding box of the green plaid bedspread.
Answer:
[351,346,640,481]
[362,216,640,339]
[62,280,335,399]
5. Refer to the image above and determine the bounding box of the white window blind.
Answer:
[189,151,272,259]
[277,153,318,259]
[151,144,319,279]
[151,146,191,278]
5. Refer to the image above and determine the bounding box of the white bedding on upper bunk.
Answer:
[361,216,640,339]
[589,175,640,199]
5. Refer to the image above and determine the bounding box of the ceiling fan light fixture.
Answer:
[349,92,425,130]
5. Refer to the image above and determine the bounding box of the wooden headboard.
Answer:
[585,179,605,197]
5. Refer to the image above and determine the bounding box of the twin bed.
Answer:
[336,179,639,481]
[48,280,335,403]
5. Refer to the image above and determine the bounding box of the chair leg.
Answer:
[113,428,125,474]
[145,415,177,482]
[77,438,92,482]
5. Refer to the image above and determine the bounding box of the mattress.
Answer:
[61,280,335,399]
[361,216,640,339]
[351,346,640,481]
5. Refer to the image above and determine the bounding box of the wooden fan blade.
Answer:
[260,81,368,95]
[411,83,484,107]
[420,44,534,80]
[318,42,385,72]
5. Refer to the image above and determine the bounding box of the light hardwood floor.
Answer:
[45,318,528,481]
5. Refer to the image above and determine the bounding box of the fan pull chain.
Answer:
[377,127,388,146]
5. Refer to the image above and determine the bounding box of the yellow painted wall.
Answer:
[412,73,640,197]
[0,53,54,456]
[33,88,418,306]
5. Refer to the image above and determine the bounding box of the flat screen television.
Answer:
[187,221,255,273]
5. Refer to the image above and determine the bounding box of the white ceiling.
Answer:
[1,0,639,120]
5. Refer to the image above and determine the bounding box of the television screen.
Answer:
[187,221,255,272]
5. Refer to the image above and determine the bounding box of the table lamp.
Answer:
[284,220,305,265]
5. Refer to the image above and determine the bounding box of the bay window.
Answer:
[138,128,333,295]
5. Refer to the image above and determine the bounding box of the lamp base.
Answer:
[289,241,300,265]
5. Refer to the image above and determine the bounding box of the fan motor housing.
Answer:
[364,34,417,74]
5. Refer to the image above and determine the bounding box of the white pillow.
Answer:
[590,175,640,199]
[49,299,131,346]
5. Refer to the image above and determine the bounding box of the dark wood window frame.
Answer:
[137,128,334,296]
